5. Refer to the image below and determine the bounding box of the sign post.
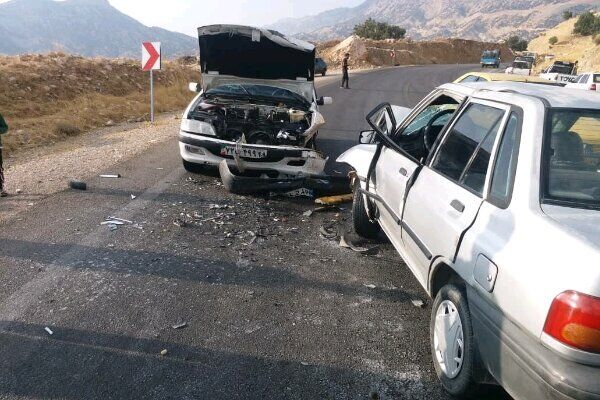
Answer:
[142,42,161,123]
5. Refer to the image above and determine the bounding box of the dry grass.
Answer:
[528,15,600,73]
[0,52,198,154]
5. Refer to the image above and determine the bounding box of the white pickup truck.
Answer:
[339,81,600,400]
[540,61,579,83]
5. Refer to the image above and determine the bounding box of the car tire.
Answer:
[352,188,380,239]
[322,71,327,76]
[430,283,485,399]
[182,159,205,174]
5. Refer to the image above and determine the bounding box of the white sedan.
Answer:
[565,72,600,92]
[338,82,600,400]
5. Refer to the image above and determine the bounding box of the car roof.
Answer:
[454,72,549,83]
[441,81,600,109]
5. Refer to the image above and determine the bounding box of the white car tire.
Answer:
[430,283,484,398]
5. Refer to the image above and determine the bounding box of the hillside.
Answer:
[319,36,513,70]
[0,0,196,58]
[528,15,600,72]
[0,53,198,153]
[270,0,598,41]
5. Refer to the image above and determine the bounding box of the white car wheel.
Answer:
[433,299,464,379]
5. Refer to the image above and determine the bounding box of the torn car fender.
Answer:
[336,144,377,180]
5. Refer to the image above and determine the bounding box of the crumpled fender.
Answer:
[336,144,377,179]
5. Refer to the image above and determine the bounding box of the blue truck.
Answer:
[480,49,501,68]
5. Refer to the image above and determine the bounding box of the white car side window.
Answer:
[431,103,506,195]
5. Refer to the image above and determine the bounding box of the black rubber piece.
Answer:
[69,180,87,191]
[352,188,380,239]
[182,159,205,174]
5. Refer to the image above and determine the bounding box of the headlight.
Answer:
[180,119,216,136]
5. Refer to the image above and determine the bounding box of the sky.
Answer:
[107,0,364,36]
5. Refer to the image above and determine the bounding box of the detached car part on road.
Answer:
[339,82,600,400]
[179,25,332,179]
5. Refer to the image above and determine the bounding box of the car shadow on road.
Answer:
[0,320,439,400]
[0,238,411,304]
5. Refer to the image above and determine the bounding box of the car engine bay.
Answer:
[187,99,314,147]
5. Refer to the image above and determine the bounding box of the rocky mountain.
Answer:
[269,0,599,41]
[0,0,197,58]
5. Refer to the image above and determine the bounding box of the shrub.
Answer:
[505,35,529,51]
[562,10,573,20]
[594,34,600,45]
[573,11,600,36]
[548,36,559,45]
[353,18,406,40]
[53,122,80,137]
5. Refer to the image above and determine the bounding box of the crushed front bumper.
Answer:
[179,131,327,177]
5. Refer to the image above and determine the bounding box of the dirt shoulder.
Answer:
[0,113,180,222]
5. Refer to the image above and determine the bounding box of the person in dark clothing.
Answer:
[0,113,8,197]
[341,52,350,89]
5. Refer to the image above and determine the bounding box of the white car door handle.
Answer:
[450,199,465,213]
[399,167,408,176]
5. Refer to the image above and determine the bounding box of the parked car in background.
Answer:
[565,72,600,92]
[180,25,332,177]
[315,57,328,76]
[540,61,578,83]
[338,81,600,400]
[454,71,563,86]
[505,58,532,76]
[480,49,500,68]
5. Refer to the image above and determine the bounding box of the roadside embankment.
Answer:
[318,36,513,70]
[0,52,198,154]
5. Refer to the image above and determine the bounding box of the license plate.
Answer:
[220,146,268,159]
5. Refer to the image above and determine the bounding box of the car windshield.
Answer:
[205,84,309,107]
[549,64,573,74]
[544,108,600,209]
[513,61,529,69]
[482,51,496,58]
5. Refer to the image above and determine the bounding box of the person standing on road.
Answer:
[341,53,350,89]
[0,113,8,197]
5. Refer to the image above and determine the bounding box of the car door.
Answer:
[374,91,464,270]
[400,99,511,284]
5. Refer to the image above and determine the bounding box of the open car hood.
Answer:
[198,25,316,83]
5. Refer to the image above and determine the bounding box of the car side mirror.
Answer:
[358,130,376,144]
[366,103,397,137]
[188,82,200,93]
[317,96,333,106]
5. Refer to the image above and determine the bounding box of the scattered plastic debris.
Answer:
[339,235,379,254]
[160,349,168,356]
[44,327,54,335]
[412,299,425,308]
[315,194,353,206]
[364,284,376,289]
[172,322,188,330]
[99,174,121,178]
[69,181,87,191]
[319,226,337,240]
[108,217,133,224]
[131,194,137,200]
[303,210,313,217]
[173,218,187,228]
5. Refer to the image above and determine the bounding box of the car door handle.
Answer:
[399,167,408,176]
[450,199,465,213]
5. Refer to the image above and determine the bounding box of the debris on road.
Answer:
[315,194,353,206]
[131,194,137,200]
[172,322,188,330]
[101,216,133,231]
[411,299,425,308]
[44,327,54,335]
[160,349,168,356]
[99,174,121,178]
[69,180,87,191]
[303,210,313,217]
[173,218,187,228]
[364,284,376,289]
[339,235,379,254]
[108,217,133,224]
[320,226,337,240]
[218,160,350,197]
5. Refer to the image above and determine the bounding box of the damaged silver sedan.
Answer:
[179,25,333,182]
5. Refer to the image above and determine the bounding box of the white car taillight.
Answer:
[543,291,600,354]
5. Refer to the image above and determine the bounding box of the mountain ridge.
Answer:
[268,0,599,41]
[0,0,197,58]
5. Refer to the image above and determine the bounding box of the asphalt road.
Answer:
[0,64,510,400]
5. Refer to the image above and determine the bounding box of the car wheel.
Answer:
[322,71,326,76]
[430,283,483,398]
[182,159,204,173]
[352,187,380,239]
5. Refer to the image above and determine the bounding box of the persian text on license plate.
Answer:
[220,146,268,159]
